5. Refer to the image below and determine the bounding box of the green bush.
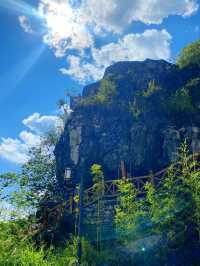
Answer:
[78,78,117,107]
[0,220,79,266]
[18,247,51,266]
[166,87,195,113]
[0,219,113,266]
[96,78,117,104]
[142,80,160,98]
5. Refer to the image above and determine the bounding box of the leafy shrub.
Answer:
[129,98,142,119]
[77,78,117,107]
[166,87,195,113]
[142,80,160,98]
[96,78,117,104]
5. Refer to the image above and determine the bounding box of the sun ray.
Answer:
[0,0,40,18]
[0,44,46,103]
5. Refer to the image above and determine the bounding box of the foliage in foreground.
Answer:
[115,141,200,265]
[0,218,126,266]
[2,139,200,265]
[0,219,78,266]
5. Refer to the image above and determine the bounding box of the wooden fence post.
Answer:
[77,176,84,262]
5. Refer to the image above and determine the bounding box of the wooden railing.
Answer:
[83,167,168,207]
[82,152,200,207]
[41,152,200,231]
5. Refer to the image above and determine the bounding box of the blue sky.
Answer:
[0,0,200,174]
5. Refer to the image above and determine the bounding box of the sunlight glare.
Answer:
[39,1,77,39]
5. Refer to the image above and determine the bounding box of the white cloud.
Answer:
[0,113,62,165]
[22,113,61,135]
[81,0,198,33]
[17,0,199,84]
[0,138,29,164]
[33,0,198,57]
[61,29,172,83]
[60,55,104,83]
[93,29,172,66]
[18,15,33,34]
[0,131,41,164]
[19,131,41,146]
[38,0,93,57]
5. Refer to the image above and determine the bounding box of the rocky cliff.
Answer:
[55,59,200,187]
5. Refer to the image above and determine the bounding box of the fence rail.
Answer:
[41,152,200,231]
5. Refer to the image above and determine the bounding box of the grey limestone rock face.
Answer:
[55,59,200,186]
[163,127,181,162]
[163,126,200,162]
[186,127,200,153]
[69,126,82,165]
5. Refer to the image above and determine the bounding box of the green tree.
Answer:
[0,134,58,219]
[91,164,105,249]
[115,141,200,264]
[19,145,57,207]
[91,164,105,197]
[145,140,200,250]
[0,172,30,219]
[115,179,146,242]
[177,39,200,68]
[0,172,17,200]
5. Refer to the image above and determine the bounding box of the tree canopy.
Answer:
[177,39,200,68]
